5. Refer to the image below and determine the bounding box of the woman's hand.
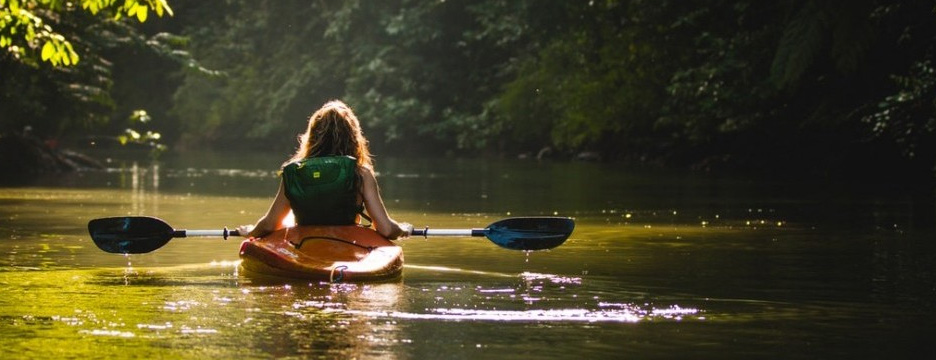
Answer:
[236,224,255,238]
[398,222,413,238]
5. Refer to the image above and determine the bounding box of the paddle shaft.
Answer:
[174,228,240,239]
[185,228,473,238]
[411,228,485,237]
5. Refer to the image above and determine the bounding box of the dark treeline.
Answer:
[3,0,936,181]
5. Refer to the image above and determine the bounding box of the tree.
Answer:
[1,0,216,143]
[1,0,173,67]
[159,0,935,187]
[498,1,674,157]
[169,0,345,149]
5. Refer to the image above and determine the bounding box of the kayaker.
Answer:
[237,100,412,239]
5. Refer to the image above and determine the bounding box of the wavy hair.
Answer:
[285,100,373,169]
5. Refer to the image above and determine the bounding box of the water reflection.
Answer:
[225,280,407,357]
[114,161,163,217]
[1,153,934,358]
[2,263,407,357]
[282,269,706,324]
[344,305,699,323]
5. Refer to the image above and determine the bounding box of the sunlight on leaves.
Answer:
[1,0,174,67]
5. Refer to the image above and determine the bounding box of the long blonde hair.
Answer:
[285,100,373,168]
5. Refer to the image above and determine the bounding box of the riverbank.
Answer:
[0,134,104,184]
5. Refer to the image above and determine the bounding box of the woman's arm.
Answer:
[360,166,411,239]
[237,180,292,238]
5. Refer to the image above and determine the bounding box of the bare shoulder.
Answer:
[357,164,375,177]
[357,165,377,184]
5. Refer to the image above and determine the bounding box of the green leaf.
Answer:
[127,1,138,17]
[63,40,79,64]
[135,5,148,22]
[769,2,825,90]
[40,41,55,61]
[158,0,174,16]
[60,48,71,65]
[68,48,79,64]
[85,1,100,15]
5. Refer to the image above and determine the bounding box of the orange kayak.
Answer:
[238,225,403,281]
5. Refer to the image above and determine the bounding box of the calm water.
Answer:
[1,150,934,359]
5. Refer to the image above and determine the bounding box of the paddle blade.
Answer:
[484,217,575,250]
[87,216,174,254]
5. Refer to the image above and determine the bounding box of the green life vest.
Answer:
[282,155,362,225]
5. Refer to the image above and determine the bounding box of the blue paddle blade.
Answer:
[87,216,174,254]
[484,217,574,250]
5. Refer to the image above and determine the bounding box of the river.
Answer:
[1,150,934,359]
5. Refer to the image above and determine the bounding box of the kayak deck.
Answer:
[238,225,403,282]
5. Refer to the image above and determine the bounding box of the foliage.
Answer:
[0,0,218,145]
[169,0,343,148]
[117,109,166,158]
[322,0,524,152]
[499,1,673,156]
[0,0,173,67]
[5,0,936,180]
[864,60,936,156]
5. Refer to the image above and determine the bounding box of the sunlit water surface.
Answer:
[1,151,934,359]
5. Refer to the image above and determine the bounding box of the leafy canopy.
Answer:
[0,0,172,67]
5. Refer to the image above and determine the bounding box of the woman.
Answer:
[237,100,411,239]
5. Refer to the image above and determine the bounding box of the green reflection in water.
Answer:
[0,265,366,358]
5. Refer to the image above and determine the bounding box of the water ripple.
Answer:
[332,305,701,323]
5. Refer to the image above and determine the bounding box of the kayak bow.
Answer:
[238,225,403,281]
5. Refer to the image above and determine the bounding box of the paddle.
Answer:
[87,216,574,254]
[87,216,240,254]
[410,217,574,251]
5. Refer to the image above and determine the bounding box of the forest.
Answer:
[2,0,936,182]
